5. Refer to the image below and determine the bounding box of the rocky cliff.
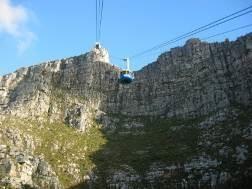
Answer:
[1,34,252,119]
[0,33,252,188]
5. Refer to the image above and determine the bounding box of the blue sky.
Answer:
[0,0,252,76]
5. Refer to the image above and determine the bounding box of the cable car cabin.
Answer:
[119,70,134,84]
[119,58,134,84]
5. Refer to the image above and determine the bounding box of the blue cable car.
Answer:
[119,58,134,84]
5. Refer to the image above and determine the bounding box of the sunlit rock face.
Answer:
[0,33,252,188]
[87,43,110,63]
[1,33,252,119]
[0,127,61,189]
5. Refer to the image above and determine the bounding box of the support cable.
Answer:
[130,5,252,59]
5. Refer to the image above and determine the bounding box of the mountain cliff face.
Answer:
[1,34,252,118]
[0,33,252,188]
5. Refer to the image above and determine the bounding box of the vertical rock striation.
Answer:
[1,33,252,119]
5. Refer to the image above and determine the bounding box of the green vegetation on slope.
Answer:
[0,114,202,188]
[91,115,202,184]
[2,106,251,188]
[0,117,106,188]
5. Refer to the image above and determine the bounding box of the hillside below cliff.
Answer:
[0,33,252,188]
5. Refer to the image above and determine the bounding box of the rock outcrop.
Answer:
[0,123,60,189]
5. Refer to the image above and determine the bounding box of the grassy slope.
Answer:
[0,115,201,188]
[1,106,251,188]
[0,117,106,188]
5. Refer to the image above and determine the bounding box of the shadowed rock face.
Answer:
[0,34,252,188]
